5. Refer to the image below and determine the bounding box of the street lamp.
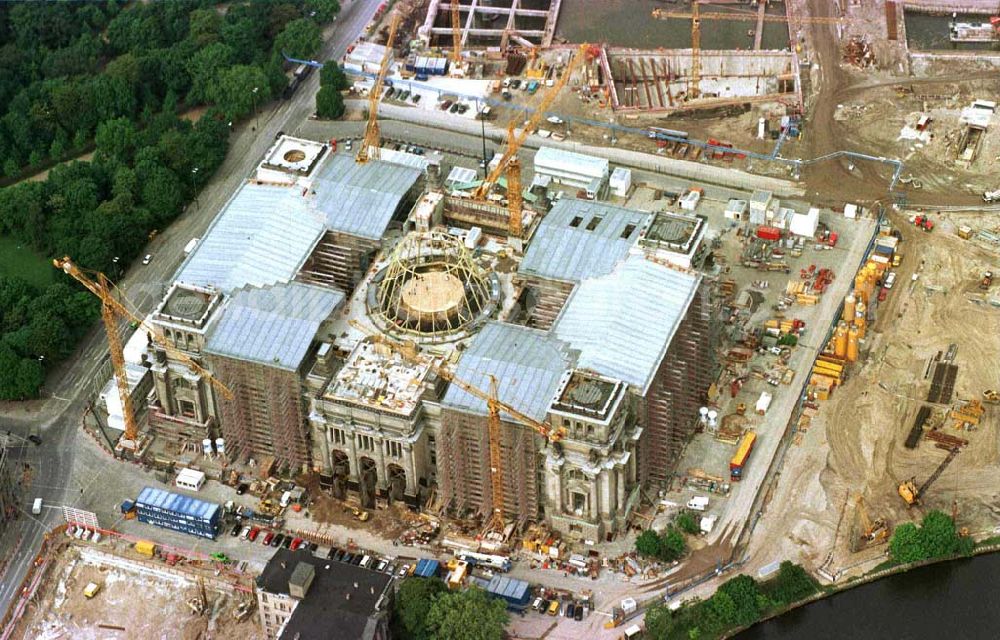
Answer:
[112,256,120,280]
[252,86,260,131]
[191,168,200,207]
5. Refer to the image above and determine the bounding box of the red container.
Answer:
[756,226,782,241]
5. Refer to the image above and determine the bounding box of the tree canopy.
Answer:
[889,510,973,563]
[391,580,508,640]
[392,577,447,640]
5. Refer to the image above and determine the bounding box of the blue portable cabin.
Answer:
[134,486,221,539]
[120,499,135,514]
[431,57,449,76]
[413,558,440,578]
[485,575,531,611]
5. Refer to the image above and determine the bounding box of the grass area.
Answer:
[0,234,54,289]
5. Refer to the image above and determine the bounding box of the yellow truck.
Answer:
[135,540,156,557]
[84,582,101,598]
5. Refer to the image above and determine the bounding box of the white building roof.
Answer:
[441,323,573,422]
[176,183,325,293]
[518,199,652,283]
[553,255,701,395]
[313,154,421,240]
[204,282,344,371]
[534,147,609,179]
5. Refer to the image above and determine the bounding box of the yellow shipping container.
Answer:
[135,540,156,557]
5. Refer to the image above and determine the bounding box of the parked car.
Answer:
[397,564,410,577]
[239,526,251,540]
[27,434,42,446]
[547,600,560,616]
[532,597,544,612]
[412,94,421,104]
[271,534,286,548]
[565,603,576,618]
[230,523,242,537]
[384,87,395,99]
[397,90,410,101]
[235,483,248,495]
[262,531,275,545]
[440,100,453,111]
[574,605,583,621]
[457,104,468,114]
[307,542,319,553]
[248,527,260,542]
[449,102,461,113]
[510,79,521,90]
[327,547,341,560]
[282,536,294,549]
[142,254,152,265]
[290,537,304,550]
[376,559,388,572]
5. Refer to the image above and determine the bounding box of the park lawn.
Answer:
[0,234,55,289]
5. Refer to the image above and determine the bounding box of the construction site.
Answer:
[10,0,999,638]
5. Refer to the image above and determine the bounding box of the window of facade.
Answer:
[387,441,403,458]
[572,491,587,514]
[359,435,375,451]
[178,399,197,418]
[333,428,347,445]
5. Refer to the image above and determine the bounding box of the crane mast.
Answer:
[451,1,462,64]
[473,44,589,236]
[357,14,401,163]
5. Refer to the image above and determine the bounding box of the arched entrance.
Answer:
[359,457,378,509]
[331,450,350,499]
[387,464,406,502]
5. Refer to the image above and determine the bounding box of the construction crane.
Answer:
[349,321,566,533]
[450,0,462,64]
[54,257,232,449]
[356,13,401,164]
[854,494,888,544]
[473,43,589,237]
[898,447,961,506]
[651,6,843,99]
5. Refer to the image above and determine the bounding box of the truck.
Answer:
[686,496,710,511]
[83,582,102,598]
[183,238,199,255]
[32,498,42,515]
[983,189,1000,203]
[729,431,757,481]
[981,271,994,290]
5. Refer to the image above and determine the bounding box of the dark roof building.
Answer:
[256,549,393,640]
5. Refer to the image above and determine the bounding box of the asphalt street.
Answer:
[0,0,384,619]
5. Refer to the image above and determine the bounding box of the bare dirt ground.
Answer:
[12,544,262,640]
[744,211,1000,580]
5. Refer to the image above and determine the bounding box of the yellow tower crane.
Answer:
[473,43,589,238]
[349,321,566,534]
[357,13,401,164]
[54,257,232,449]
[451,1,462,64]
[651,6,842,100]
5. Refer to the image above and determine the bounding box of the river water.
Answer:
[556,0,790,50]
[738,553,1000,639]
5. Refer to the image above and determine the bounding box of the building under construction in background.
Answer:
[121,132,717,540]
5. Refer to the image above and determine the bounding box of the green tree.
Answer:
[714,574,768,627]
[273,18,321,59]
[676,511,700,535]
[762,562,817,605]
[188,8,223,47]
[425,587,508,640]
[320,61,349,91]
[635,529,661,558]
[658,526,687,562]
[95,118,140,165]
[889,521,929,563]
[644,603,673,639]
[392,577,447,640]
[187,42,236,104]
[0,343,44,401]
[305,0,341,24]
[315,85,345,119]
[209,65,271,122]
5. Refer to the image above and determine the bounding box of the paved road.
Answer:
[0,0,383,620]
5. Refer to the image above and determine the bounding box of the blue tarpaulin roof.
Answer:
[486,575,531,608]
[413,559,440,578]
[136,487,219,523]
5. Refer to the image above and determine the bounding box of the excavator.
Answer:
[898,447,960,506]
[855,494,888,544]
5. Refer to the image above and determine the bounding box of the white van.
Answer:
[280,490,293,508]
[32,498,42,514]
[687,496,710,512]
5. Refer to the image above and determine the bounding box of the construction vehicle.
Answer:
[356,13,400,163]
[54,257,231,450]
[980,271,994,290]
[983,389,999,405]
[651,5,843,99]
[472,43,589,237]
[83,582,102,599]
[950,399,985,429]
[258,499,282,517]
[898,447,961,506]
[911,214,934,232]
[350,322,566,535]
[983,188,1000,203]
[855,494,888,545]
[352,507,370,522]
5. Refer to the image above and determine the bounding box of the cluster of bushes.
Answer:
[392,578,509,640]
[636,525,688,563]
[0,0,337,177]
[0,0,340,399]
[889,510,974,564]
[645,562,819,640]
[316,61,349,119]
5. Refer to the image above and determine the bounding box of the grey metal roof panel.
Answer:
[553,256,701,395]
[441,322,573,422]
[518,199,652,283]
[204,282,344,370]
[176,183,325,293]
[136,486,219,522]
[313,154,421,240]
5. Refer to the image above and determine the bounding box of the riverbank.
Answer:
[731,541,1000,639]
